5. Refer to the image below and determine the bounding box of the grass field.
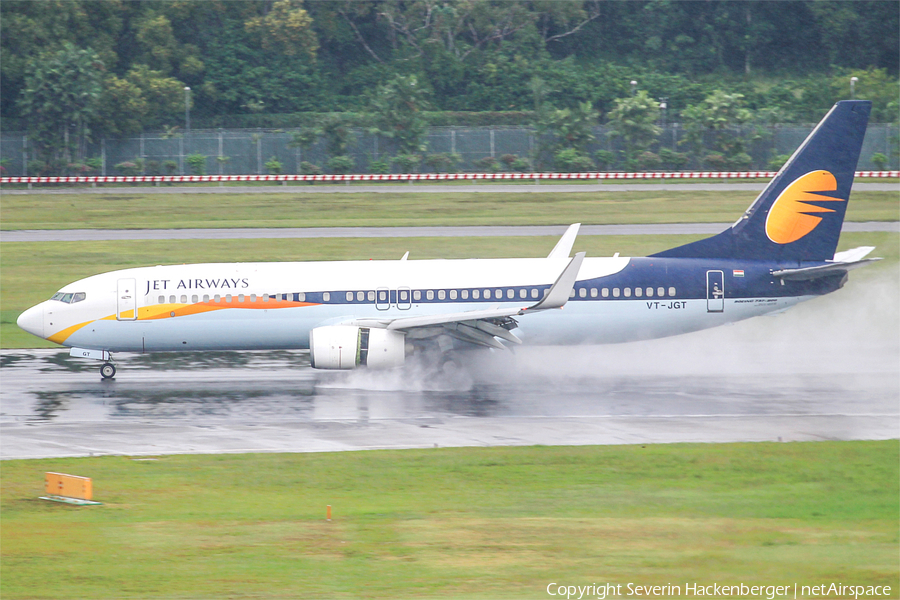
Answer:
[2,442,897,599]
[1,189,897,230]
[2,231,897,349]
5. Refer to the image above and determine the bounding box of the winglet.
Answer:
[523,251,585,313]
[547,224,581,259]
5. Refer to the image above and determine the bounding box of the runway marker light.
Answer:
[41,472,102,505]
[327,505,332,521]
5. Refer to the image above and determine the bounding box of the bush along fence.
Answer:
[1,123,898,178]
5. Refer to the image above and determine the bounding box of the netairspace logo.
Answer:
[546,582,893,600]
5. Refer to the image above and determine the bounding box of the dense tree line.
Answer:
[2,0,897,169]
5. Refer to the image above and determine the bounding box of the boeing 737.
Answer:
[17,100,880,379]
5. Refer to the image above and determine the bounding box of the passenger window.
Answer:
[531,289,539,299]
[668,287,676,297]
[323,292,330,302]
[238,294,245,303]
[569,289,575,298]
[214,294,221,303]
[578,288,586,298]
[450,289,458,300]
[250,294,256,302]
[226,294,233,303]
[624,288,631,297]
[158,295,165,304]
[461,289,468,300]
[658,287,665,297]
[635,287,642,297]
[357,291,365,301]
[298,292,306,302]
[590,288,598,298]
[399,290,409,301]
[413,290,421,301]
[346,291,354,302]
[170,295,176,303]
[507,289,514,299]
[484,289,491,299]
[646,287,653,297]
[602,288,609,298]
[192,295,199,303]
[204,295,210,302]
[519,289,527,299]
[438,290,446,300]
[472,289,480,300]
[426,290,434,300]
[612,288,620,298]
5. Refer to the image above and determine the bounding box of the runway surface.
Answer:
[3,221,897,242]
[3,274,897,460]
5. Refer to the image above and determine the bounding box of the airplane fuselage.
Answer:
[18,255,841,354]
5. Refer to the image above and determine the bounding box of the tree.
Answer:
[607,90,661,167]
[368,74,432,154]
[18,43,104,164]
[681,91,755,169]
[244,0,318,60]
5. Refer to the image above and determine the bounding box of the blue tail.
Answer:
[653,100,871,262]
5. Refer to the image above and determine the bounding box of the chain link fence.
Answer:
[2,124,897,177]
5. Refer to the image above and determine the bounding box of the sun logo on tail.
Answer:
[765,170,844,244]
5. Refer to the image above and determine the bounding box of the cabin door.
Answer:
[117,278,138,321]
[706,270,724,313]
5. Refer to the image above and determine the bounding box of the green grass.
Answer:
[1,189,897,230]
[2,442,897,599]
[3,232,897,349]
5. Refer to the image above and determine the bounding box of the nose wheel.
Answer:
[100,362,117,380]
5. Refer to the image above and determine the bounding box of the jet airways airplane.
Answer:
[17,100,880,379]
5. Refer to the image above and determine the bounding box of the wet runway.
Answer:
[3,272,898,460]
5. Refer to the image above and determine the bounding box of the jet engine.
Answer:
[309,325,405,370]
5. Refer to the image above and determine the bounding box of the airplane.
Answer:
[17,100,880,379]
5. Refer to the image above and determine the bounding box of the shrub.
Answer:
[499,154,519,170]
[145,160,161,176]
[511,157,532,172]
[163,160,178,175]
[392,154,422,173]
[554,148,594,172]
[186,153,207,175]
[472,156,499,172]
[327,155,355,174]
[703,153,728,171]
[594,150,616,171]
[115,161,141,176]
[871,152,888,170]
[726,152,753,170]
[424,153,452,173]
[299,161,321,175]
[368,157,390,174]
[636,151,661,171]
[767,153,791,171]
[658,148,689,170]
[265,156,284,174]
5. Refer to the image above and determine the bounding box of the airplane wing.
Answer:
[353,252,586,349]
[771,246,881,281]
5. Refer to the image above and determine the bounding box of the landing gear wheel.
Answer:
[100,362,116,380]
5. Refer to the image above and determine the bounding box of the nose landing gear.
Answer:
[100,362,117,380]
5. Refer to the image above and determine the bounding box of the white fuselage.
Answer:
[18,255,808,354]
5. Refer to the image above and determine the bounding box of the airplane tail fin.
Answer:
[652,100,871,262]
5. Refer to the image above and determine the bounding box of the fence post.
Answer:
[490,128,495,157]
[257,131,262,175]
[179,137,184,175]
[101,138,106,176]
[22,135,27,177]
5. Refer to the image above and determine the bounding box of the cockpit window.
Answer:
[50,292,86,304]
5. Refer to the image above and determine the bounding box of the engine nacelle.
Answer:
[309,325,405,370]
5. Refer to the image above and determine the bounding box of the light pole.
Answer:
[630,80,637,97]
[850,76,858,99]
[659,97,668,127]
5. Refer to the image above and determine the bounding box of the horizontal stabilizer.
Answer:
[772,247,881,281]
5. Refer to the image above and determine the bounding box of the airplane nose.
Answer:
[17,304,44,339]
